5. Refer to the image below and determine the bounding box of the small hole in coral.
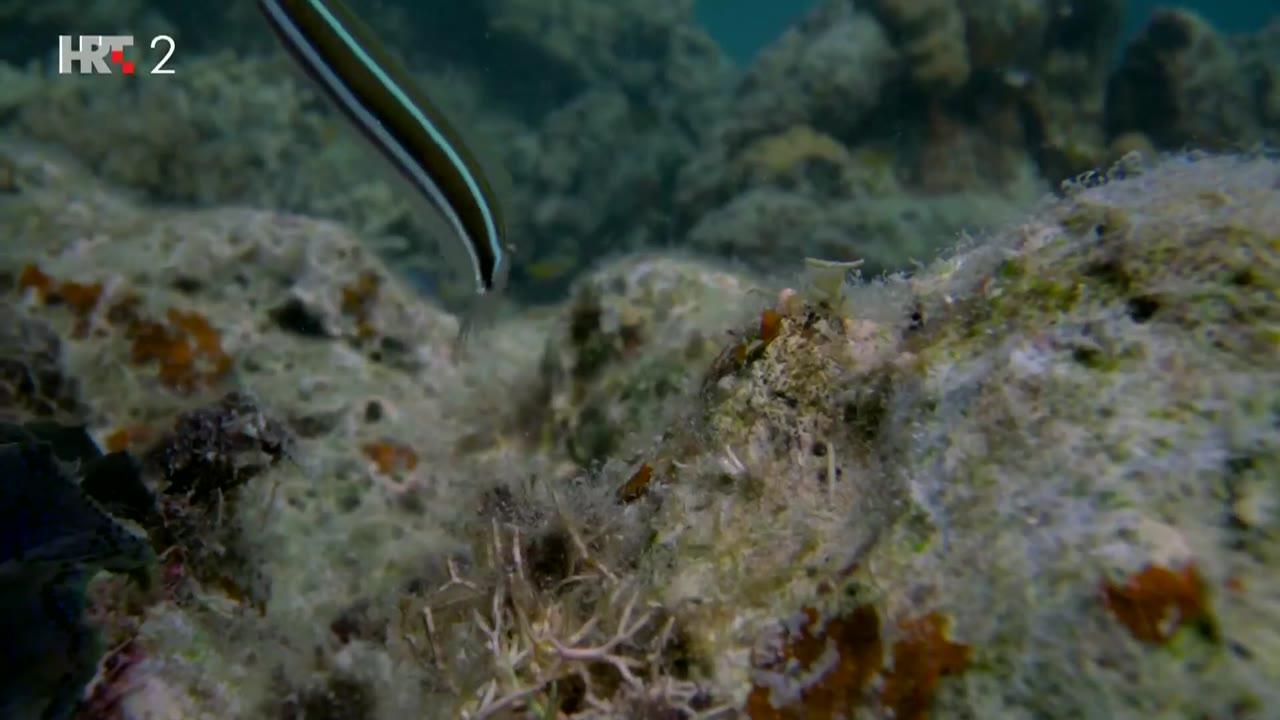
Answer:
[1230,269,1255,287]
[270,298,328,337]
[907,308,924,332]
[171,276,202,293]
[1126,295,1160,323]
[552,674,586,714]
[527,527,575,590]
[1072,347,1103,367]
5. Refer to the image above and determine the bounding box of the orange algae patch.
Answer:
[362,441,418,474]
[19,265,103,317]
[1103,564,1209,644]
[61,280,105,337]
[617,462,654,503]
[18,263,54,299]
[104,428,131,453]
[168,310,228,360]
[759,308,783,347]
[59,280,104,318]
[128,309,232,393]
[882,613,972,720]
[704,308,789,391]
[749,606,972,720]
[104,424,151,453]
[18,265,112,336]
[747,605,883,719]
[341,271,381,339]
[14,263,232,393]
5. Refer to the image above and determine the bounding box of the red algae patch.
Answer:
[18,263,54,299]
[617,462,655,503]
[59,280,104,319]
[882,613,972,720]
[128,309,233,393]
[748,605,884,719]
[341,270,381,339]
[759,308,783,348]
[103,425,152,453]
[1103,564,1210,644]
[362,440,419,474]
[15,263,232,393]
[748,605,972,719]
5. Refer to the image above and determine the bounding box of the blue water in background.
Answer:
[1122,1,1280,40]
[696,0,1280,65]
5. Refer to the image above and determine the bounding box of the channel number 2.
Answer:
[151,35,176,75]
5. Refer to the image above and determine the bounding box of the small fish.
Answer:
[258,0,513,341]
[524,252,579,283]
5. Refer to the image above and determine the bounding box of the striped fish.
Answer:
[258,0,512,340]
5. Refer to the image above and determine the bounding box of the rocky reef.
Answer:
[3,1,1274,304]
[0,0,733,306]
[0,1,1278,718]
[3,132,1278,717]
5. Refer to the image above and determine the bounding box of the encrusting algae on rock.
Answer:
[2,127,1279,719]
[605,153,1279,718]
[1103,563,1212,645]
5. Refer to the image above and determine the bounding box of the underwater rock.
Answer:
[0,426,154,720]
[637,153,1280,718]
[3,422,160,529]
[725,4,897,144]
[0,143,484,714]
[1016,0,1125,180]
[683,172,1038,279]
[510,86,710,300]
[276,673,375,720]
[148,392,289,501]
[0,309,86,421]
[866,0,970,95]
[0,0,735,304]
[133,393,285,616]
[673,0,1134,280]
[1237,19,1280,132]
[687,189,826,265]
[4,91,1279,718]
[535,254,755,467]
[481,0,727,103]
[1107,9,1264,150]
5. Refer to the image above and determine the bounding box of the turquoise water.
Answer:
[694,0,821,64]
[697,0,1280,64]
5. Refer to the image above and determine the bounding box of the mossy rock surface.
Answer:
[637,154,1280,718]
[3,140,1277,719]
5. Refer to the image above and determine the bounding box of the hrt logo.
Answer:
[57,35,177,76]
[59,35,134,75]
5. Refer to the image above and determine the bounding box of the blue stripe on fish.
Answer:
[258,0,511,302]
